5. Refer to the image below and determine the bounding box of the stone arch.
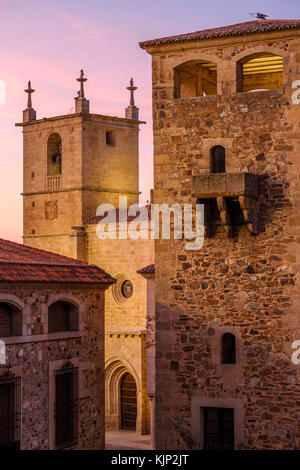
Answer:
[105,357,140,432]
[47,132,62,176]
[47,293,86,332]
[221,332,236,364]
[0,297,23,338]
[211,145,226,173]
[235,49,285,92]
[174,59,218,98]
[0,294,24,311]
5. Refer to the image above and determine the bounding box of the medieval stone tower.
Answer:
[141,19,300,449]
[17,73,154,435]
[18,72,140,258]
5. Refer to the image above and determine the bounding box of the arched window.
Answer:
[174,60,217,98]
[0,303,22,337]
[221,333,236,364]
[47,133,62,176]
[211,146,226,173]
[48,301,78,333]
[237,53,283,93]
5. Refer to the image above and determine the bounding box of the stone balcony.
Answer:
[192,172,260,236]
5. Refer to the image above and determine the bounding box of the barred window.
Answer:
[0,374,21,450]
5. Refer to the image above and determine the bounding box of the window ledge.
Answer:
[3,331,82,345]
[174,88,283,104]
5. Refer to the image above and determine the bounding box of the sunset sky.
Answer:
[1,0,300,242]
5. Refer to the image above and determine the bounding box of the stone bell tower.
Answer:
[17,72,144,258]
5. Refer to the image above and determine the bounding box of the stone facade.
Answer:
[1,285,105,450]
[17,80,154,436]
[141,23,300,449]
[86,224,154,434]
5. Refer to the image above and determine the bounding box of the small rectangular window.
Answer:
[106,130,115,147]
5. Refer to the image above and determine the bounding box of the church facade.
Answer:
[16,75,154,435]
[141,19,300,449]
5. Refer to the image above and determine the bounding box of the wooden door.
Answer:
[120,372,137,431]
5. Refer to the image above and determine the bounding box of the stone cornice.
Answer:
[22,185,140,196]
[16,112,145,127]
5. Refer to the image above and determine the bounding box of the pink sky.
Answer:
[0,0,299,242]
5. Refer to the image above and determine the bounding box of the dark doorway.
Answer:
[55,369,77,448]
[120,372,137,431]
[203,407,234,450]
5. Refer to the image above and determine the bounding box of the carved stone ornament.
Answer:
[45,200,58,220]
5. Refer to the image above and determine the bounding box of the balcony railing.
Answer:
[47,176,61,192]
[192,441,234,451]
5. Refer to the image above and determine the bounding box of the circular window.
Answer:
[112,274,134,304]
[121,280,133,299]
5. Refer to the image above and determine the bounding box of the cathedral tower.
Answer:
[17,72,144,258]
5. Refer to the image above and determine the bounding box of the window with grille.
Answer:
[0,374,21,450]
[54,366,78,449]
[203,407,234,450]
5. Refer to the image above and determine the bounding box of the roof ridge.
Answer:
[139,19,300,48]
[0,237,87,265]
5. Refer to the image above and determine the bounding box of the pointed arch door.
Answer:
[120,372,137,430]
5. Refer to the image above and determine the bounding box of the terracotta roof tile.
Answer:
[137,264,155,276]
[139,19,300,48]
[0,238,115,284]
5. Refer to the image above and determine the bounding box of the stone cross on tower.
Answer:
[23,81,36,122]
[125,78,139,120]
[74,69,90,113]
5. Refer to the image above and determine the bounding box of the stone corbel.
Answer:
[217,197,231,235]
[238,195,259,235]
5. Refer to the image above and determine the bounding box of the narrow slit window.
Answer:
[221,333,236,364]
[211,146,226,173]
[106,130,116,147]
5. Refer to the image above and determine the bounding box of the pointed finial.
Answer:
[76,69,87,99]
[74,69,90,113]
[127,77,137,106]
[23,80,36,122]
[24,80,35,109]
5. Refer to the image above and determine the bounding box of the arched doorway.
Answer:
[120,372,137,430]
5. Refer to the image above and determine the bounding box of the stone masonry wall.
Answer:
[150,32,300,449]
[0,283,105,450]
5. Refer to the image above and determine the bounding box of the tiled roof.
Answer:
[137,264,155,276]
[84,205,151,226]
[0,238,115,284]
[139,19,300,48]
